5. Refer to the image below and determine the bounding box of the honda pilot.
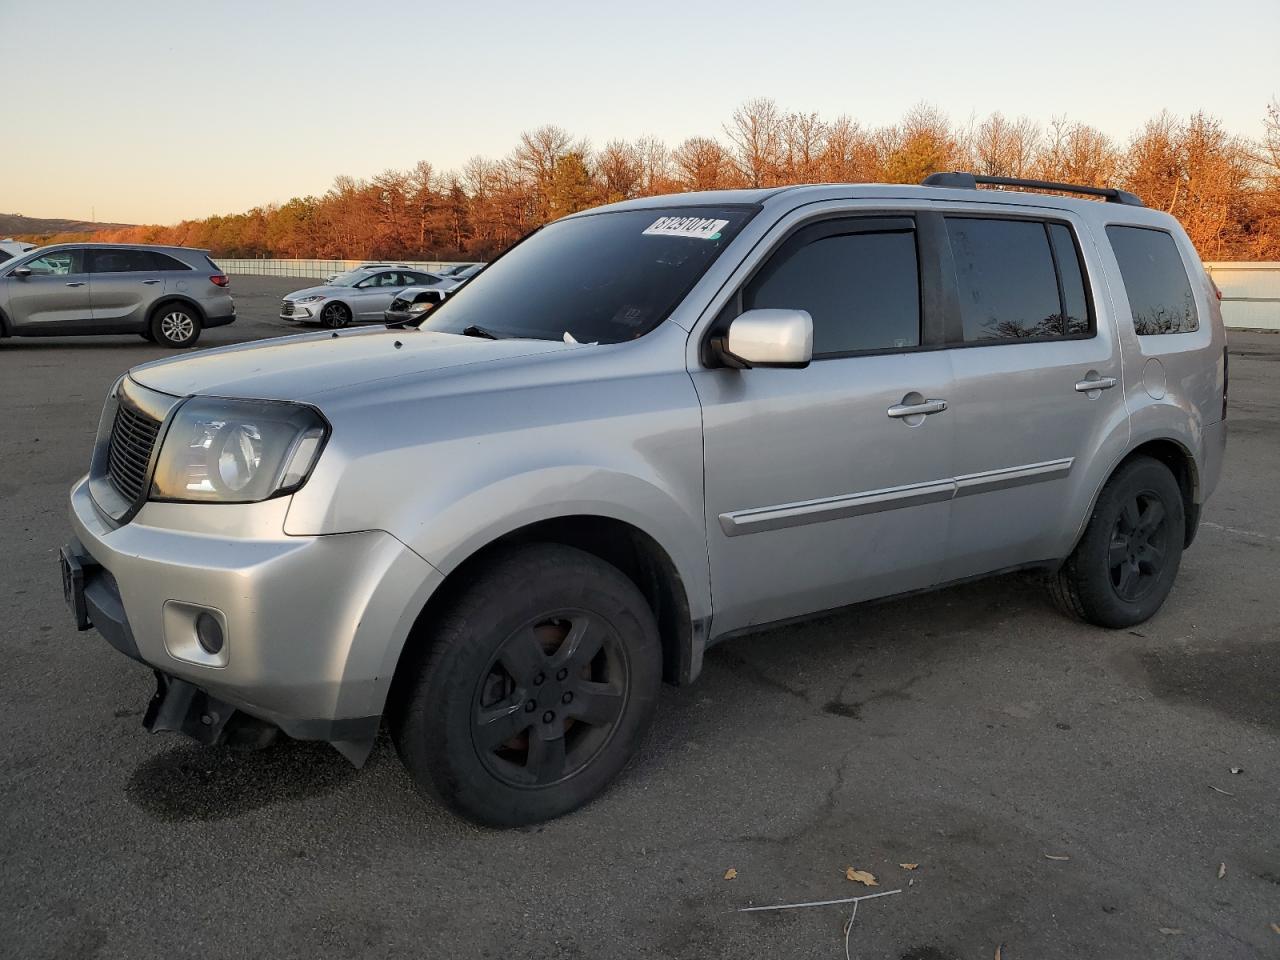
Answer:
[60,174,1227,825]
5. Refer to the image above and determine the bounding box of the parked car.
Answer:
[437,262,485,281]
[383,286,450,326]
[0,243,234,347]
[0,238,36,264]
[323,262,417,283]
[61,174,1227,826]
[281,267,456,328]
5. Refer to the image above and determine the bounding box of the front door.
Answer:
[5,248,92,331]
[693,214,956,637]
[350,270,405,320]
[938,213,1128,580]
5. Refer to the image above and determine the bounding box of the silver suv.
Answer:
[60,175,1227,825]
[0,243,235,347]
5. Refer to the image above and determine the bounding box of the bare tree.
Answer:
[725,97,785,187]
[1036,117,1120,186]
[672,136,736,191]
[967,113,1041,178]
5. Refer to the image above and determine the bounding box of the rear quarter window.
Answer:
[1106,225,1198,335]
[151,252,192,271]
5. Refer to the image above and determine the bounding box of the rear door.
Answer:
[938,212,1129,579]
[4,248,92,331]
[88,248,164,330]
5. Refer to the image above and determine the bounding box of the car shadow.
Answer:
[125,735,375,823]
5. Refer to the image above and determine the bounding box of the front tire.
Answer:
[150,304,201,348]
[1049,455,1184,628]
[391,543,662,826]
[320,302,351,328]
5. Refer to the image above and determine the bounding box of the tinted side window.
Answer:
[1048,224,1089,336]
[745,228,920,355]
[0,251,12,264]
[151,252,192,271]
[947,218,1066,342]
[89,249,158,273]
[1106,225,1198,335]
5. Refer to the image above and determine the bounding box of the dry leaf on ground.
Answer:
[1230,766,1243,775]
[1218,862,1227,879]
[1270,922,1279,935]
[1044,854,1071,861]
[723,868,737,880]
[1158,927,1183,935]
[900,863,919,870]
[845,867,878,886]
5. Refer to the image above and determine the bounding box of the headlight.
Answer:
[295,294,326,303]
[150,397,329,504]
[407,301,433,314]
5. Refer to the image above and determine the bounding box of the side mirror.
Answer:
[714,308,812,369]
[12,266,31,278]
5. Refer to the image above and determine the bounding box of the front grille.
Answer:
[106,403,162,503]
[281,300,295,316]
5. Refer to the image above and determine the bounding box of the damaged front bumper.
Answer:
[62,477,442,765]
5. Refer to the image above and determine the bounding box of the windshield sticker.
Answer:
[643,216,730,240]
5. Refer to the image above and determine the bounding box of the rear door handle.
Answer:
[141,278,161,285]
[887,399,948,418]
[65,281,85,287]
[1074,376,1117,393]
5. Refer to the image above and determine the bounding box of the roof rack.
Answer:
[922,171,1144,207]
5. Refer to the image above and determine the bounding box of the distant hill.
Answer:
[0,213,134,237]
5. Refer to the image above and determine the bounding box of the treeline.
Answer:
[31,99,1280,262]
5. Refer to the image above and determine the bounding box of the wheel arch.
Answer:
[386,514,702,719]
[1077,436,1201,553]
[147,294,207,326]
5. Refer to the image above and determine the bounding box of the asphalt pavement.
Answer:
[1,277,1277,959]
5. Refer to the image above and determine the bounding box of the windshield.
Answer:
[423,205,756,343]
[327,270,368,287]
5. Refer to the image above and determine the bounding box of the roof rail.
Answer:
[922,171,1144,207]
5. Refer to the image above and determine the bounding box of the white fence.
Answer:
[219,258,477,279]
[1204,262,1280,331]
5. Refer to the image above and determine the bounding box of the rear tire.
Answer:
[391,543,662,826]
[150,304,201,348]
[1049,456,1184,628]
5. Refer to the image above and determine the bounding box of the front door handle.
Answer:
[65,281,85,287]
[1074,376,1117,393]
[141,278,161,285]
[887,399,948,418]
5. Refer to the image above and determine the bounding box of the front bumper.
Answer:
[65,476,442,762]
[280,300,317,322]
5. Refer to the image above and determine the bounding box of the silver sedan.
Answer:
[280,267,456,328]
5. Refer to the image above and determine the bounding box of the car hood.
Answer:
[284,283,344,300]
[127,327,584,403]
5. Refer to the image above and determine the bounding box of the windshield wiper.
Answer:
[460,324,506,340]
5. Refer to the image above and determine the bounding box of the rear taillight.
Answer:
[1222,346,1229,420]
[210,274,229,287]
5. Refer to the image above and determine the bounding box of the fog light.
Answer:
[195,612,224,655]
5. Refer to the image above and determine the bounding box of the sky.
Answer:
[1,0,1276,225]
